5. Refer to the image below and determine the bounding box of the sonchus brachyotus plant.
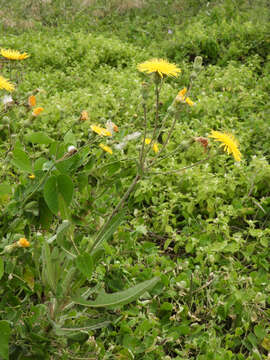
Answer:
[0,54,242,358]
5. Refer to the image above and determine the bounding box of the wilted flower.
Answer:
[2,95,13,105]
[99,143,113,154]
[209,130,241,162]
[175,88,194,106]
[0,75,15,92]
[17,237,30,247]
[137,58,181,78]
[91,125,111,137]
[28,95,36,107]
[106,120,119,133]
[1,48,29,60]
[80,110,89,121]
[32,107,44,116]
[194,137,208,152]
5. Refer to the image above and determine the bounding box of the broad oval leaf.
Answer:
[57,174,74,205]
[12,148,32,172]
[25,132,54,145]
[44,176,58,215]
[73,276,160,308]
[75,253,93,278]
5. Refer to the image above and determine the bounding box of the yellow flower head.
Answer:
[209,130,241,162]
[152,143,159,154]
[28,95,36,107]
[1,48,29,60]
[176,87,194,106]
[80,110,89,121]
[145,138,151,145]
[0,75,15,92]
[99,143,113,154]
[29,174,35,179]
[137,58,181,78]
[32,107,44,116]
[17,237,30,248]
[91,125,112,137]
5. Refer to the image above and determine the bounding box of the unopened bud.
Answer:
[193,56,203,72]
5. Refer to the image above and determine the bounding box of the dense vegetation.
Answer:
[0,0,270,359]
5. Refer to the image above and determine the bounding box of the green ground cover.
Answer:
[0,0,270,359]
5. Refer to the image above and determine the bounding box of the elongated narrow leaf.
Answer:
[90,211,125,254]
[73,277,160,308]
[0,257,4,280]
[42,242,56,292]
[44,176,58,215]
[25,132,53,145]
[54,319,111,336]
[0,320,11,360]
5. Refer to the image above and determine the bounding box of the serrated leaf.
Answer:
[12,148,32,172]
[25,132,53,145]
[44,176,58,215]
[75,253,93,278]
[0,320,11,360]
[0,258,4,280]
[73,277,160,308]
[57,174,74,205]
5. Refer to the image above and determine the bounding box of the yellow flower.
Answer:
[91,125,111,137]
[137,58,181,78]
[28,95,36,107]
[17,237,30,248]
[32,107,44,116]
[0,75,15,92]
[99,143,113,154]
[29,174,35,179]
[80,110,89,121]
[152,143,159,153]
[145,138,151,145]
[1,48,29,60]
[209,130,241,162]
[176,87,194,106]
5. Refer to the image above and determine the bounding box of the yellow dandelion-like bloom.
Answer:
[145,138,151,145]
[17,237,30,248]
[152,143,159,153]
[91,125,111,137]
[176,87,194,106]
[137,58,181,78]
[32,107,44,116]
[28,95,36,107]
[0,75,15,92]
[99,143,113,154]
[209,130,241,162]
[80,110,89,121]
[1,48,29,60]
[29,174,35,179]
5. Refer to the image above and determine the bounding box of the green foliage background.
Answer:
[0,0,270,359]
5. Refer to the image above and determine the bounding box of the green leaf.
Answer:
[73,276,160,308]
[42,241,56,292]
[0,184,12,196]
[25,132,54,145]
[57,174,74,205]
[90,212,125,254]
[75,253,93,278]
[44,176,58,215]
[64,129,76,145]
[54,318,111,336]
[0,257,4,280]
[12,148,32,172]
[0,320,11,360]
